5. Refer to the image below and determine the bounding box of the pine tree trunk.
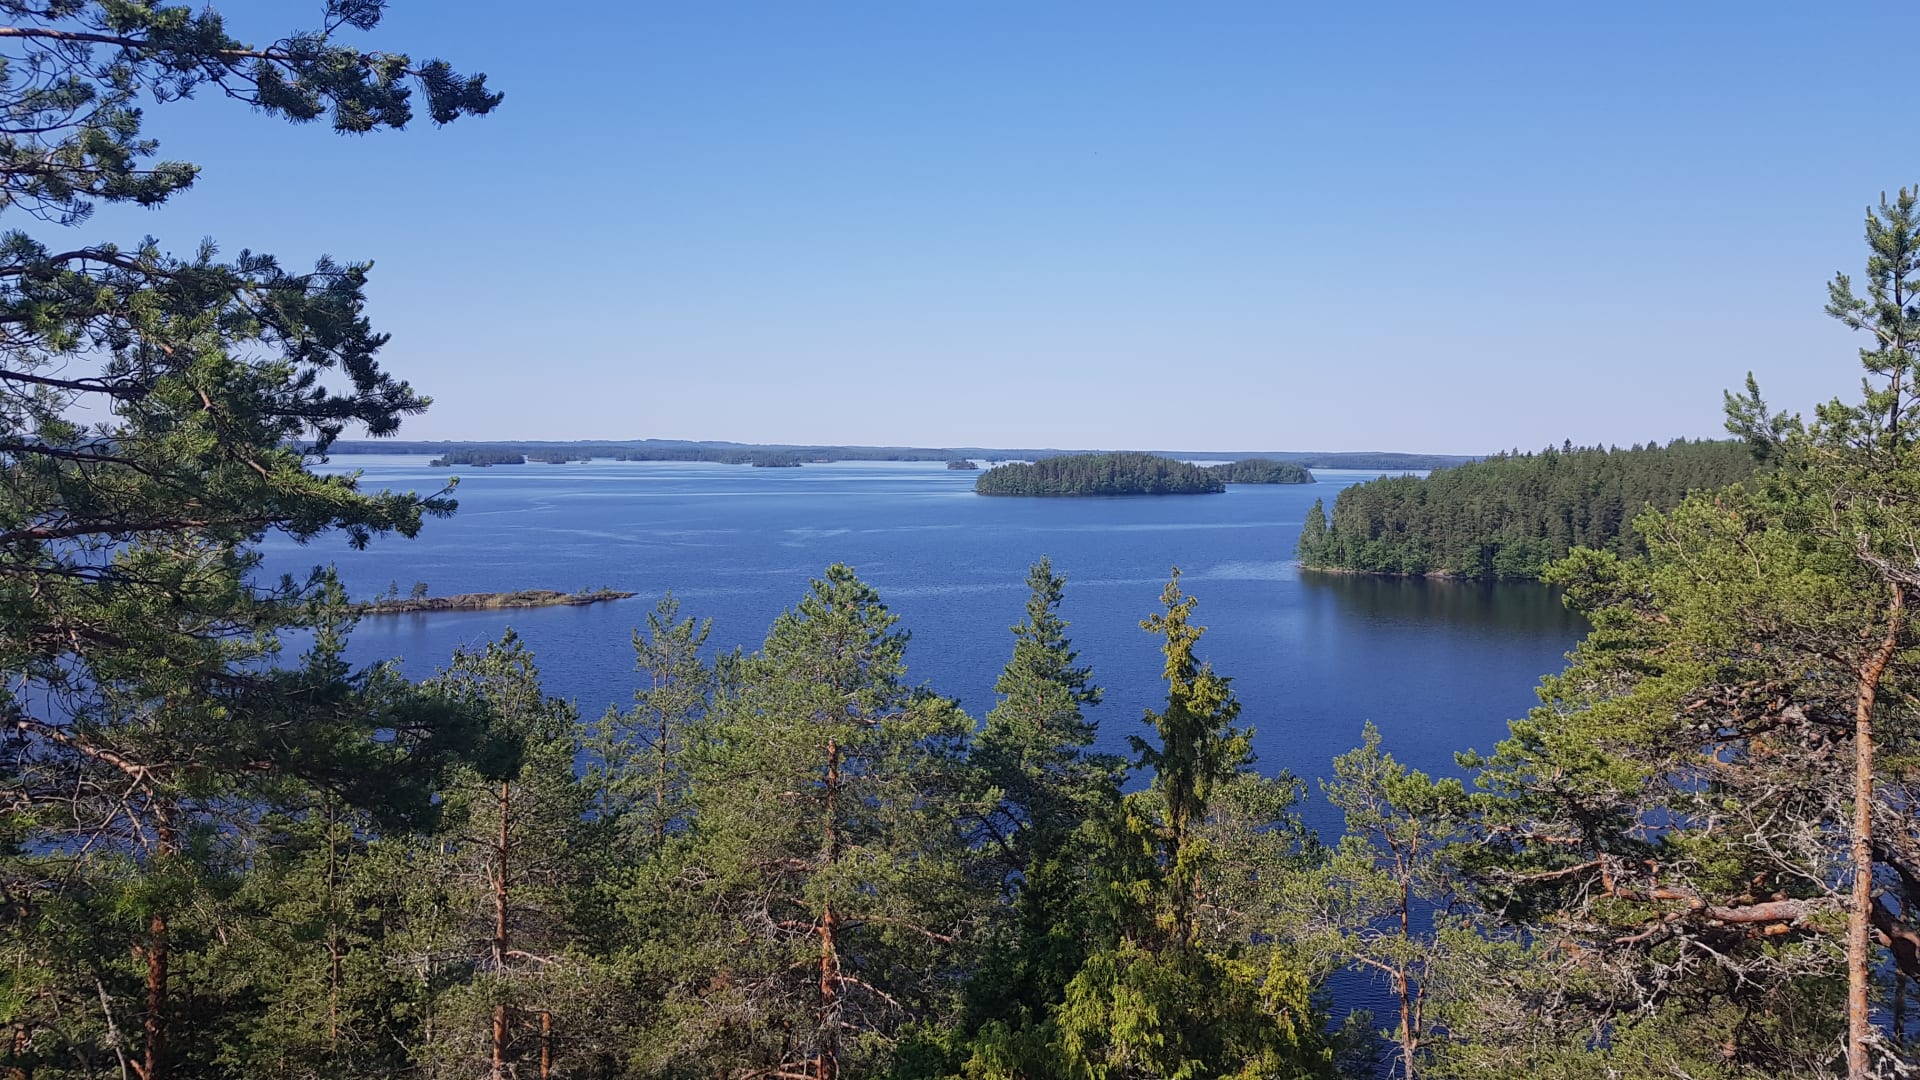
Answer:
[9,1021,30,1080]
[816,736,840,1080]
[326,799,342,1051]
[1400,847,1418,1079]
[539,1010,552,1080]
[1396,971,1415,1080]
[492,780,512,1080]
[1850,584,1904,1079]
[141,822,173,1080]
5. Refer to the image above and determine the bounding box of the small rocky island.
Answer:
[356,587,635,616]
[946,458,980,470]
[975,452,1226,496]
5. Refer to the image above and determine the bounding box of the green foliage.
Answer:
[976,453,1227,497]
[1297,439,1760,580]
[653,565,986,1076]
[1050,572,1331,1080]
[950,560,1123,1074]
[1207,459,1315,485]
[0,6,499,1076]
[429,448,527,466]
[1289,724,1469,1078]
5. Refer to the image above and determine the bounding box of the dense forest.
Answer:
[1296,438,1761,580]
[1209,458,1316,484]
[11,5,1920,1079]
[975,452,1227,496]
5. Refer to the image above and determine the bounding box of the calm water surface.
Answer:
[268,457,1584,833]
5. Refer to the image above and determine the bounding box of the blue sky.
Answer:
[78,1,1920,453]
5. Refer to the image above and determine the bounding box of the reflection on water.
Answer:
[1299,570,1585,637]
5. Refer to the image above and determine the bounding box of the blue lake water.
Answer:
[267,456,1584,837]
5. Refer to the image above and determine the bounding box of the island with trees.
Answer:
[1296,437,1760,580]
[1207,458,1315,484]
[749,451,803,468]
[975,452,1227,496]
[947,458,980,470]
[356,587,636,616]
[429,448,526,467]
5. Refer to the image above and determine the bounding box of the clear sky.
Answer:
[80,1,1920,453]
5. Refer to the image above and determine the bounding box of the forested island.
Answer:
[1297,438,1760,580]
[429,448,525,467]
[975,451,1226,496]
[749,452,803,467]
[946,458,980,470]
[1208,458,1315,484]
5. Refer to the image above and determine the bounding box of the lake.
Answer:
[268,456,1585,836]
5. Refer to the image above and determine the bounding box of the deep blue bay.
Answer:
[267,456,1584,836]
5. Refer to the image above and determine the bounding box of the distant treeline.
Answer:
[324,439,1475,470]
[976,452,1226,496]
[1297,438,1761,581]
[429,449,525,467]
[1209,458,1314,484]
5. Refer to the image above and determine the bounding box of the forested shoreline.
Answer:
[1296,439,1760,581]
[11,5,1920,1079]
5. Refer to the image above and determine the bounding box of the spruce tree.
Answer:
[953,559,1122,1077]
[1054,571,1331,1079]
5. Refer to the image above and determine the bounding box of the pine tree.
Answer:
[401,633,590,1080]
[667,565,984,1078]
[1295,724,1469,1080]
[0,6,501,1076]
[588,593,719,851]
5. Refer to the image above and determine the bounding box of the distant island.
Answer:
[325,438,1477,472]
[976,452,1226,497]
[1208,458,1314,484]
[357,587,635,616]
[1297,439,1759,581]
[429,449,525,467]
[946,459,980,470]
[750,452,803,468]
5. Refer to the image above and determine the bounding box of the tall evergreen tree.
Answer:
[952,559,1122,1077]
[666,565,984,1078]
[404,633,589,1080]
[1294,724,1468,1080]
[0,6,500,1077]
[1054,571,1330,1079]
[588,593,718,850]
